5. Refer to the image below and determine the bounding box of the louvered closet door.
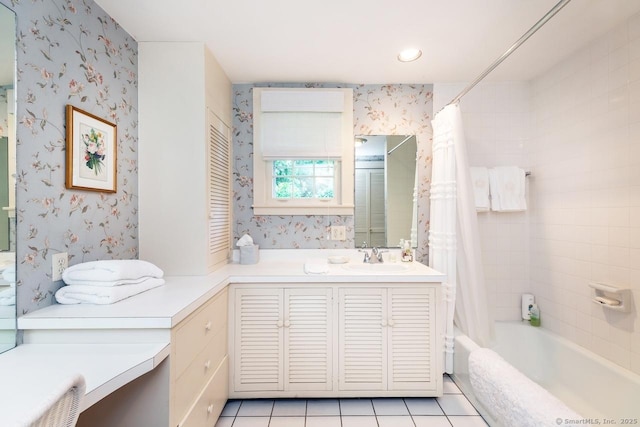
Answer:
[387,287,436,391]
[234,288,283,392]
[207,109,231,270]
[284,288,333,391]
[338,288,387,391]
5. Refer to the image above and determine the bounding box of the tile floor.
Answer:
[215,376,487,427]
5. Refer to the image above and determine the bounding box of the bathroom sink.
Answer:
[342,263,412,273]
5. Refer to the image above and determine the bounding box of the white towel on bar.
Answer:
[55,277,165,305]
[62,260,163,286]
[469,167,490,212]
[469,348,589,427]
[488,166,527,212]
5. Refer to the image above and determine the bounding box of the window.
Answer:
[253,88,354,215]
[273,160,336,199]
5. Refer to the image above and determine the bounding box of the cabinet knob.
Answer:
[204,360,211,370]
[381,319,387,327]
[207,404,214,414]
[388,318,395,327]
[205,321,212,331]
[276,320,284,328]
[284,320,290,328]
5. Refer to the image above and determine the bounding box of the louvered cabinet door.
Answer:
[283,288,333,391]
[338,288,387,391]
[233,288,284,392]
[207,109,231,270]
[387,287,436,391]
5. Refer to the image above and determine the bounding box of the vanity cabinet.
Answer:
[338,287,437,393]
[231,286,333,394]
[229,283,441,398]
[171,288,228,427]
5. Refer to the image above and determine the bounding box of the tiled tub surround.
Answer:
[528,11,640,374]
[215,379,488,427]
[17,250,445,426]
[433,10,640,376]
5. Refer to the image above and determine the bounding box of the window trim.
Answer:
[252,88,354,216]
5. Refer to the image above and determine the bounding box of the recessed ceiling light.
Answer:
[397,48,422,62]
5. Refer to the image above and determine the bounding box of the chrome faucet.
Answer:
[358,242,386,264]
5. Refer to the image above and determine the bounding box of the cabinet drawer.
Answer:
[174,326,227,420]
[180,356,228,427]
[175,289,228,377]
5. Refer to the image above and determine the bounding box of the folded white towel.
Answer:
[2,264,15,283]
[304,259,329,275]
[0,287,15,306]
[469,348,588,427]
[55,277,165,305]
[488,166,527,212]
[63,276,161,288]
[62,260,163,286]
[470,167,490,212]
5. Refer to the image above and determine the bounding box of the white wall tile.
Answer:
[441,13,640,371]
[529,10,640,373]
[434,82,532,322]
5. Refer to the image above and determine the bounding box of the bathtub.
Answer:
[453,321,640,423]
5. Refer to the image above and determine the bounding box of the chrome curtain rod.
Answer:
[442,0,572,111]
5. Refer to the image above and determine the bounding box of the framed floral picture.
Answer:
[65,105,117,193]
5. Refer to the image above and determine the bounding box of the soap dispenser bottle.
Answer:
[529,304,540,327]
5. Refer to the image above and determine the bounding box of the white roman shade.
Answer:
[252,87,354,215]
[259,89,346,159]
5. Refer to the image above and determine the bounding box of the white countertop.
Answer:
[19,250,445,331]
[5,249,444,423]
[0,342,169,424]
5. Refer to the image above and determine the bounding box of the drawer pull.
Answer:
[207,404,214,414]
[204,360,211,370]
[205,321,212,331]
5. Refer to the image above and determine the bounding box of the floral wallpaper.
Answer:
[0,0,138,315]
[232,83,433,262]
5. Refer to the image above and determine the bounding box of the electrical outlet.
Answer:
[330,226,346,241]
[52,252,68,281]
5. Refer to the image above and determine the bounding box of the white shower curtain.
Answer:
[429,104,493,374]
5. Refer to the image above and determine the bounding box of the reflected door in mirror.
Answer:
[354,135,417,248]
[355,168,385,247]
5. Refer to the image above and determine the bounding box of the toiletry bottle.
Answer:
[529,303,540,327]
[521,293,535,320]
[402,240,413,262]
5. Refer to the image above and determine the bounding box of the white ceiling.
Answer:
[2,1,640,86]
[57,1,640,84]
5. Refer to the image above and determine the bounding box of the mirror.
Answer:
[0,3,16,353]
[354,135,418,249]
